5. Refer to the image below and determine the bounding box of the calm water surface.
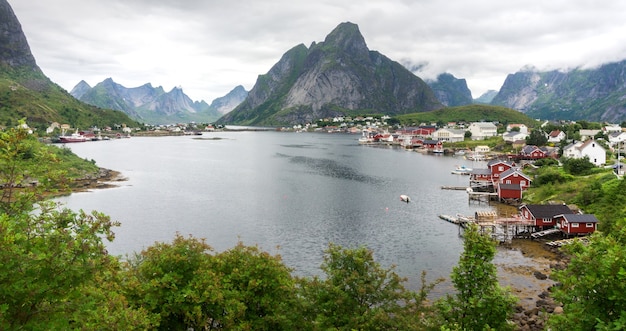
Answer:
[57,131,493,292]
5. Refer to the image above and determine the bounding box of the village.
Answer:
[349,118,626,246]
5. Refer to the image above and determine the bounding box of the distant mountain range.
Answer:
[0,0,138,129]
[4,0,626,128]
[491,61,626,122]
[70,79,248,125]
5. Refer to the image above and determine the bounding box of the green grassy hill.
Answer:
[396,104,539,127]
[0,66,140,132]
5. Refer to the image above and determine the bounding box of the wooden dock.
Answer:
[546,237,589,247]
[530,228,560,239]
[441,186,468,190]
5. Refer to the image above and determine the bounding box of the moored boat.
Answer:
[59,130,87,143]
[451,165,472,175]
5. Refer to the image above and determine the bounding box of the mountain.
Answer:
[218,22,443,126]
[210,85,248,115]
[71,79,246,124]
[426,73,473,107]
[0,0,139,130]
[474,90,498,104]
[491,61,626,122]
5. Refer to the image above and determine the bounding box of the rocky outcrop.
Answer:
[219,22,443,126]
[426,73,473,107]
[0,0,38,69]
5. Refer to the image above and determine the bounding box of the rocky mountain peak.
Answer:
[0,0,38,69]
[321,22,369,58]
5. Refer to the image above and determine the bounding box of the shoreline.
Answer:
[68,167,561,330]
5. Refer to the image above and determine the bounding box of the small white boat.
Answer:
[400,194,411,203]
[451,165,473,175]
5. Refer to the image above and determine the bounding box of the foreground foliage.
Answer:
[435,224,517,330]
[548,218,626,330]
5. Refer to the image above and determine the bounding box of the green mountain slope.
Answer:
[397,104,539,127]
[0,0,140,131]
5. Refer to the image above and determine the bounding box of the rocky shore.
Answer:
[71,168,127,191]
[497,238,568,330]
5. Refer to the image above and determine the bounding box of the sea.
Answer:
[55,131,515,294]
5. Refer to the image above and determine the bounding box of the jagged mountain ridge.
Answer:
[491,60,626,122]
[0,0,138,129]
[425,73,473,107]
[218,22,443,126]
[71,79,247,124]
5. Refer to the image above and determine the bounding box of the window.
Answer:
[572,223,579,228]
[498,166,504,171]
[521,180,526,186]
[505,180,511,184]
[586,223,594,228]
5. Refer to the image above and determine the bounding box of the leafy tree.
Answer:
[526,128,548,146]
[435,224,517,330]
[299,244,438,330]
[548,218,626,330]
[0,125,151,329]
[124,234,223,330]
[562,156,595,175]
[125,236,300,330]
[0,201,126,329]
[214,243,300,330]
[0,122,63,215]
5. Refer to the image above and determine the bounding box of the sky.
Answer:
[10,0,626,102]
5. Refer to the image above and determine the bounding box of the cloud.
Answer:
[10,0,626,101]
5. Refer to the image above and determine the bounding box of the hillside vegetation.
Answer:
[396,104,539,127]
[0,68,140,131]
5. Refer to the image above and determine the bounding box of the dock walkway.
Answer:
[530,228,560,239]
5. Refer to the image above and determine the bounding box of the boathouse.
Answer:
[519,204,574,229]
[488,160,516,182]
[555,214,599,236]
[498,168,531,189]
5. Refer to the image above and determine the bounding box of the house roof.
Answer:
[579,139,606,152]
[548,130,562,137]
[487,159,514,167]
[521,204,573,218]
[555,214,599,223]
[472,168,492,175]
[499,168,531,181]
[471,122,497,129]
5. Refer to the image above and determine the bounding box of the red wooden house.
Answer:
[487,160,516,182]
[520,145,547,159]
[519,204,574,228]
[555,214,599,236]
[495,168,531,201]
[422,140,442,150]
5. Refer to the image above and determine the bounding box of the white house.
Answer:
[468,122,498,140]
[432,128,466,142]
[608,131,626,147]
[579,129,600,141]
[563,139,606,166]
[505,124,528,134]
[603,124,622,134]
[547,130,566,143]
[503,131,528,142]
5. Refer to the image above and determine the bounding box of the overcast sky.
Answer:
[10,0,626,102]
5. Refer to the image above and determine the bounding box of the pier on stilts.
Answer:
[438,210,535,243]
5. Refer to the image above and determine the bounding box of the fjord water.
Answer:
[56,132,490,291]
